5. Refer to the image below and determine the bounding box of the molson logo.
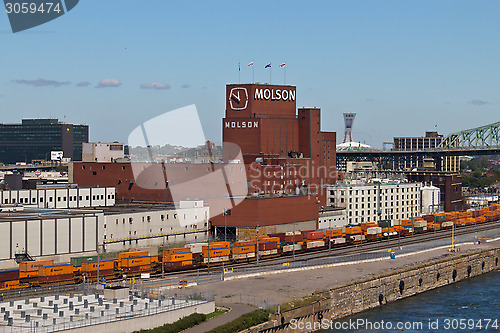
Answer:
[254,88,295,102]
[224,121,259,129]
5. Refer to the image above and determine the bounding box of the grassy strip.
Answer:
[207,309,269,333]
[206,309,229,320]
[279,294,325,312]
[133,313,206,333]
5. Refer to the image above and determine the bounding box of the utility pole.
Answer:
[328,216,332,252]
[256,220,260,266]
[97,243,100,287]
[162,236,165,278]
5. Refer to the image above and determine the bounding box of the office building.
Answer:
[0,119,88,164]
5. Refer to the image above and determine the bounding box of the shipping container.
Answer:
[186,243,208,254]
[268,233,286,242]
[346,226,362,235]
[361,223,378,232]
[349,234,365,242]
[19,271,39,279]
[258,241,278,251]
[232,241,255,254]
[81,260,115,272]
[284,233,303,244]
[330,237,346,245]
[0,270,19,282]
[414,220,427,228]
[70,256,98,267]
[37,264,75,284]
[202,242,231,259]
[441,221,454,228]
[366,227,382,235]
[325,229,343,238]
[305,240,324,249]
[378,220,391,228]
[121,256,153,268]
[118,251,149,260]
[0,280,20,289]
[282,244,303,253]
[203,256,230,264]
[20,260,54,272]
[422,214,435,223]
[259,249,279,257]
[434,215,446,222]
[163,248,193,263]
[305,231,324,240]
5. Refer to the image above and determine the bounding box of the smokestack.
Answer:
[342,113,356,143]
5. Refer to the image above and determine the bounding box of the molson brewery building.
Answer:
[71,83,338,237]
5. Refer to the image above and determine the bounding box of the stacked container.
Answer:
[38,264,75,284]
[0,269,19,290]
[120,256,157,275]
[81,260,116,280]
[202,242,231,264]
[231,241,256,260]
[163,248,193,268]
[19,260,54,280]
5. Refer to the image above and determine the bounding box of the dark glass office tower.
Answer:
[0,119,89,164]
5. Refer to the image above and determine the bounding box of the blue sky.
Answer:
[0,0,499,148]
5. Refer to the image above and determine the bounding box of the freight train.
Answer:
[0,203,499,291]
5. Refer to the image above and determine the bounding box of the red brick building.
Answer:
[71,83,337,234]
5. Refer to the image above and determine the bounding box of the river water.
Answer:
[320,270,500,332]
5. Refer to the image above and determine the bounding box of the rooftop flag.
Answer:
[279,63,286,67]
[248,61,254,66]
[265,63,271,68]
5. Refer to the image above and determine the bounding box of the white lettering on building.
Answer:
[254,88,296,101]
[224,121,259,129]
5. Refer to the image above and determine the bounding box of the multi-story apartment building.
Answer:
[326,180,422,225]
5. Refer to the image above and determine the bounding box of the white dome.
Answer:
[336,141,376,151]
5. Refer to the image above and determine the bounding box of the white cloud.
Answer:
[140,82,171,89]
[97,79,122,88]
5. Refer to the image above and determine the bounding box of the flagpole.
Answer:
[238,61,240,84]
[270,67,272,84]
[284,63,286,85]
[252,59,255,83]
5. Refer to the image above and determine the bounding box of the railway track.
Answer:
[144,219,500,281]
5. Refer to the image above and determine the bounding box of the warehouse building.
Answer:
[102,200,209,252]
[0,207,103,269]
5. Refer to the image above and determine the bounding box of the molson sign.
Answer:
[254,88,295,102]
[224,120,259,129]
[226,84,296,116]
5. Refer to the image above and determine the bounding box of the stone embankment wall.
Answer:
[243,248,500,333]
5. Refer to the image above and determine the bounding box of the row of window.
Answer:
[4,194,115,204]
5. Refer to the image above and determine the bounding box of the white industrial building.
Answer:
[82,142,126,163]
[327,179,422,225]
[102,200,209,252]
[0,186,116,208]
[0,207,103,268]
[420,184,441,214]
[318,207,348,230]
